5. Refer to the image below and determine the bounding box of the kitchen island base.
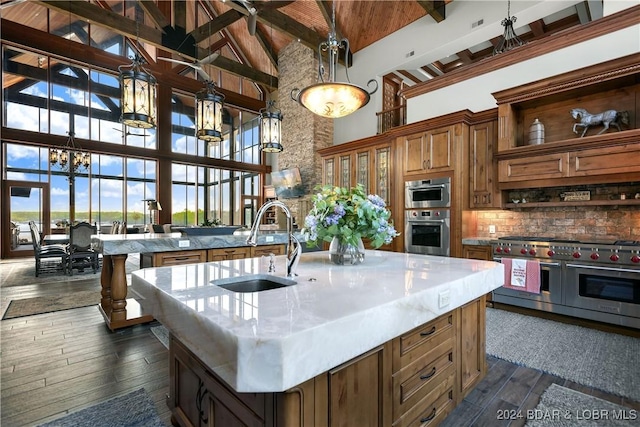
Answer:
[168,296,486,427]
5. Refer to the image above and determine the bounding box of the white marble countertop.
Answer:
[131,250,503,392]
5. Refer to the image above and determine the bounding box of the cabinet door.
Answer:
[498,152,569,182]
[356,150,370,194]
[153,250,207,267]
[323,156,335,186]
[403,132,427,175]
[458,297,486,399]
[469,121,500,209]
[462,245,492,261]
[570,143,640,177]
[426,127,452,171]
[374,144,391,205]
[251,244,285,257]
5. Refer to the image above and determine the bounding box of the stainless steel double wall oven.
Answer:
[492,237,640,329]
[404,177,451,256]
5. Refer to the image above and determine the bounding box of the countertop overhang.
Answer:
[131,251,504,392]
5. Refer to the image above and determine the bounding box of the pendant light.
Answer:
[493,0,525,55]
[196,80,225,142]
[291,1,377,119]
[49,131,90,174]
[259,100,283,152]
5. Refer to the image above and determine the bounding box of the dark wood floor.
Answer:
[1,258,638,426]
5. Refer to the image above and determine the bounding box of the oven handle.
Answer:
[407,184,446,191]
[565,263,640,274]
[406,219,446,224]
[493,257,561,268]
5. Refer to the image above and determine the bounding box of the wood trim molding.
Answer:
[400,5,640,99]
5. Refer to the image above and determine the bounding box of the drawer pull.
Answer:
[420,367,436,380]
[174,257,190,261]
[420,326,436,337]
[420,408,437,423]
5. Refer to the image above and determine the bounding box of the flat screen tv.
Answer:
[271,168,305,199]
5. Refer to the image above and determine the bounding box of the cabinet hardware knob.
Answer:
[420,326,436,336]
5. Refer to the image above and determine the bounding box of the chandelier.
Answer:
[49,131,90,173]
[259,100,283,152]
[196,80,225,142]
[290,2,377,119]
[118,54,157,129]
[493,0,525,55]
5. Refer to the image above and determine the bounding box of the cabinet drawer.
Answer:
[571,143,640,176]
[251,244,285,257]
[392,372,456,427]
[208,247,252,261]
[393,313,454,371]
[153,250,206,266]
[498,152,568,182]
[393,345,454,421]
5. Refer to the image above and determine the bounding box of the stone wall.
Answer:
[276,41,333,225]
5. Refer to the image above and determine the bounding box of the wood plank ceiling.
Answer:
[2,0,593,101]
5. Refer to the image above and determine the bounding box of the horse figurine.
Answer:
[570,108,629,137]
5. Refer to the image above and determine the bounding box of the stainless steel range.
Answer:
[491,237,640,329]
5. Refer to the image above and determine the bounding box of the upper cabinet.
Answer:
[402,125,453,175]
[468,120,500,209]
[494,53,640,189]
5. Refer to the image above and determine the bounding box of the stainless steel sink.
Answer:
[212,274,297,293]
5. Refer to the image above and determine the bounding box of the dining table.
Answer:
[42,234,69,245]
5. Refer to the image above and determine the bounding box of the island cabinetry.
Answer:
[402,126,453,176]
[141,250,207,268]
[208,247,252,261]
[462,245,493,303]
[167,299,487,427]
[391,312,457,426]
[250,244,285,257]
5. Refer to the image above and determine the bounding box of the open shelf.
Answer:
[505,199,640,209]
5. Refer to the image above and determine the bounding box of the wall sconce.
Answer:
[196,81,225,142]
[119,54,157,129]
[259,100,283,152]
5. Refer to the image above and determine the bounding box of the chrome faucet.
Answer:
[247,200,301,278]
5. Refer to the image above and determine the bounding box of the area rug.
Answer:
[37,388,166,427]
[486,308,640,402]
[525,384,635,427]
[2,289,101,320]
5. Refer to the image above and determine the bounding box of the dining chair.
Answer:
[111,220,121,234]
[28,220,68,276]
[67,222,99,275]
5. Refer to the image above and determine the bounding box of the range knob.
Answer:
[529,249,536,256]
[504,247,511,254]
[610,254,620,262]
[631,255,640,263]
[520,248,527,255]
[590,253,599,260]
[495,247,503,253]
[572,252,581,259]
[547,250,555,257]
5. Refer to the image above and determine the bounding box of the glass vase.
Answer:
[329,236,365,265]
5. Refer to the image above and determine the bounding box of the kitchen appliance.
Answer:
[405,177,451,209]
[405,210,450,256]
[492,237,640,329]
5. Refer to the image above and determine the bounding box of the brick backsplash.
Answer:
[475,206,639,241]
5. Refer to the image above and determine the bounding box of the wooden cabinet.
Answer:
[140,249,207,268]
[250,244,285,257]
[208,247,252,261]
[462,245,493,304]
[168,298,487,427]
[468,121,501,209]
[403,126,453,175]
[494,53,640,189]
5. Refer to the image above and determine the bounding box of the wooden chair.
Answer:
[110,221,121,234]
[28,220,68,276]
[67,222,99,275]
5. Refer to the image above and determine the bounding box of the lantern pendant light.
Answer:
[196,81,225,142]
[259,100,283,153]
[119,54,157,129]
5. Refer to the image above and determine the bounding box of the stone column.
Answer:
[276,41,333,224]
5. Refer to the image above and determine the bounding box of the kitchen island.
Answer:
[91,232,292,331]
[131,250,503,427]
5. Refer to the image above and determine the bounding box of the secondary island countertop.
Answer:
[131,250,504,393]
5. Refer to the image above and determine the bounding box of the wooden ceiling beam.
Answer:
[138,0,171,29]
[254,25,278,70]
[416,1,446,23]
[397,70,422,84]
[190,9,245,43]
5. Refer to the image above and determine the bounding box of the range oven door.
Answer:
[404,210,450,256]
[564,263,640,319]
[405,178,451,209]
[492,258,563,305]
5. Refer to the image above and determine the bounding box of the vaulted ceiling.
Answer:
[1,0,598,101]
